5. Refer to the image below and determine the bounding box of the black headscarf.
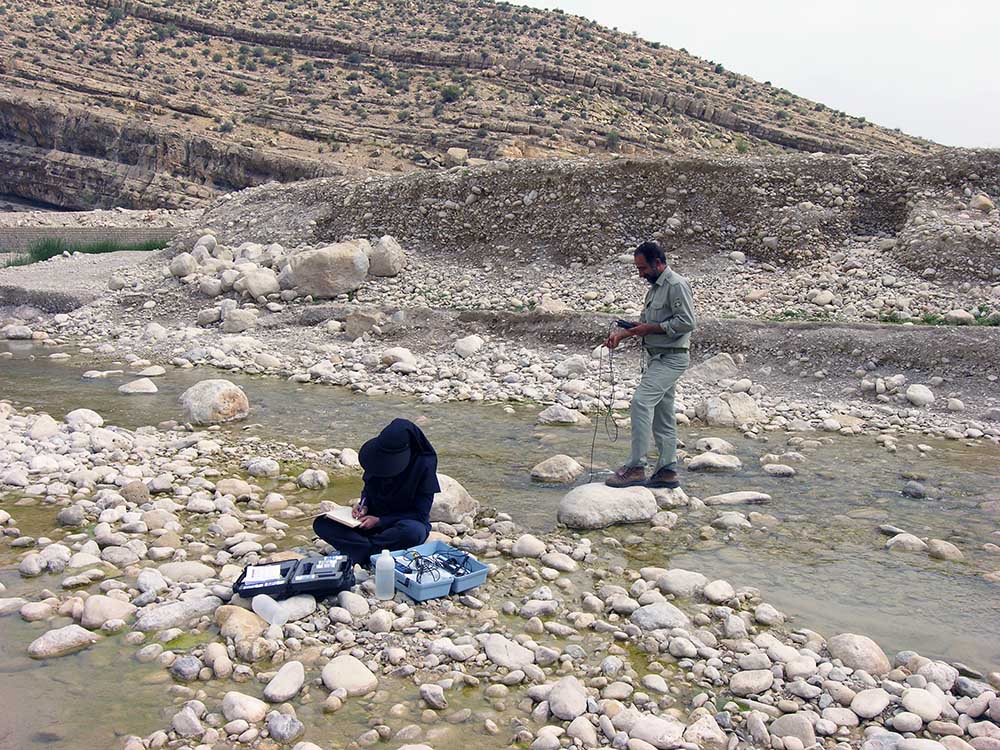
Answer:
[362,419,440,510]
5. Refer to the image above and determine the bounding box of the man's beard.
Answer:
[643,272,659,284]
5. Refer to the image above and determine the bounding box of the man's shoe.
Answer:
[646,467,680,489]
[605,465,647,488]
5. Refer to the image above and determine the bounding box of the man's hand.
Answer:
[357,515,380,530]
[605,329,629,350]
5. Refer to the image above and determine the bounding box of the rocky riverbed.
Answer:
[1,180,1000,750]
[1,348,999,750]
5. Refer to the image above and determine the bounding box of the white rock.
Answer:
[178,379,250,424]
[484,634,535,669]
[368,235,406,277]
[688,453,742,472]
[289,242,369,298]
[906,384,935,407]
[118,378,158,395]
[629,602,690,630]
[531,455,585,483]
[557,483,658,529]
[264,661,306,702]
[222,691,268,722]
[548,676,588,720]
[430,473,479,523]
[454,335,484,358]
[321,654,379,696]
[28,624,101,658]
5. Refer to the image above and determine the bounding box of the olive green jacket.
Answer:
[639,267,696,351]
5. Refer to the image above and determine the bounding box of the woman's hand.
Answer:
[357,515,380,530]
[351,503,363,519]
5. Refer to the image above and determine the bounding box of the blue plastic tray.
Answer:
[370,541,488,601]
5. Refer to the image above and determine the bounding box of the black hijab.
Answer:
[362,419,440,506]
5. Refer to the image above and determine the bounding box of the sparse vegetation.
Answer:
[2,238,166,267]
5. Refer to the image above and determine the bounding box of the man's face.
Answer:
[634,254,665,284]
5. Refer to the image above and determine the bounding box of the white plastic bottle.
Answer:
[251,594,288,626]
[375,549,395,600]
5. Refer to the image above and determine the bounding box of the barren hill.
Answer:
[1,0,939,211]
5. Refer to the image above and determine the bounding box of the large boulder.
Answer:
[178,380,250,425]
[557,483,658,529]
[827,633,891,676]
[430,474,479,523]
[368,235,406,277]
[696,392,765,426]
[686,353,739,383]
[289,242,369,298]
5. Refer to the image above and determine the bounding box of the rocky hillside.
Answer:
[0,0,939,210]
[184,150,1000,281]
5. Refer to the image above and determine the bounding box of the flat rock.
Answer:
[485,634,535,669]
[28,624,101,658]
[134,596,222,632]
[703,491,771,506]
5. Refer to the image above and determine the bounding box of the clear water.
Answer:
[2,342,999,748]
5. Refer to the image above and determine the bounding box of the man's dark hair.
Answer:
[634,241,666,266]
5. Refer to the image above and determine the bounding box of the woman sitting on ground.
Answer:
[313,418,439,566]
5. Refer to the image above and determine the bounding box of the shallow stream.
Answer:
[1,342,999,749]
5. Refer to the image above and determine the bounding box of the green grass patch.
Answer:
[2,237,166,267]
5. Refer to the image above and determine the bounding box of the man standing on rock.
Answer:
[604,240,695,489]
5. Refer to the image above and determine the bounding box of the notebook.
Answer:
[319,504,362,528]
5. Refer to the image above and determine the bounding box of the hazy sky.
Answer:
[519,0,999,148]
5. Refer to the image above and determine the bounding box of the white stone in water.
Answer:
[222,691,268,722]
[557,483,658,529]
[246,457,280,478]
[694,437,736,454]
[702,491,770,506]
[511,534,546,558]
[263,660,305,702]
[886,533,928,553]
[484,634,535,669]
[178,379,250,425]
[297,469,329,489]
[687,453,742,472]
[81,595,136,629]
[536,404,590,425]
[118,378,158,395]
[321,654,378,696]
[763,463,796,477]
[927,539,963,561]
[530,455,584,484]
[28,624,101,658]
[828,633,891,675]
